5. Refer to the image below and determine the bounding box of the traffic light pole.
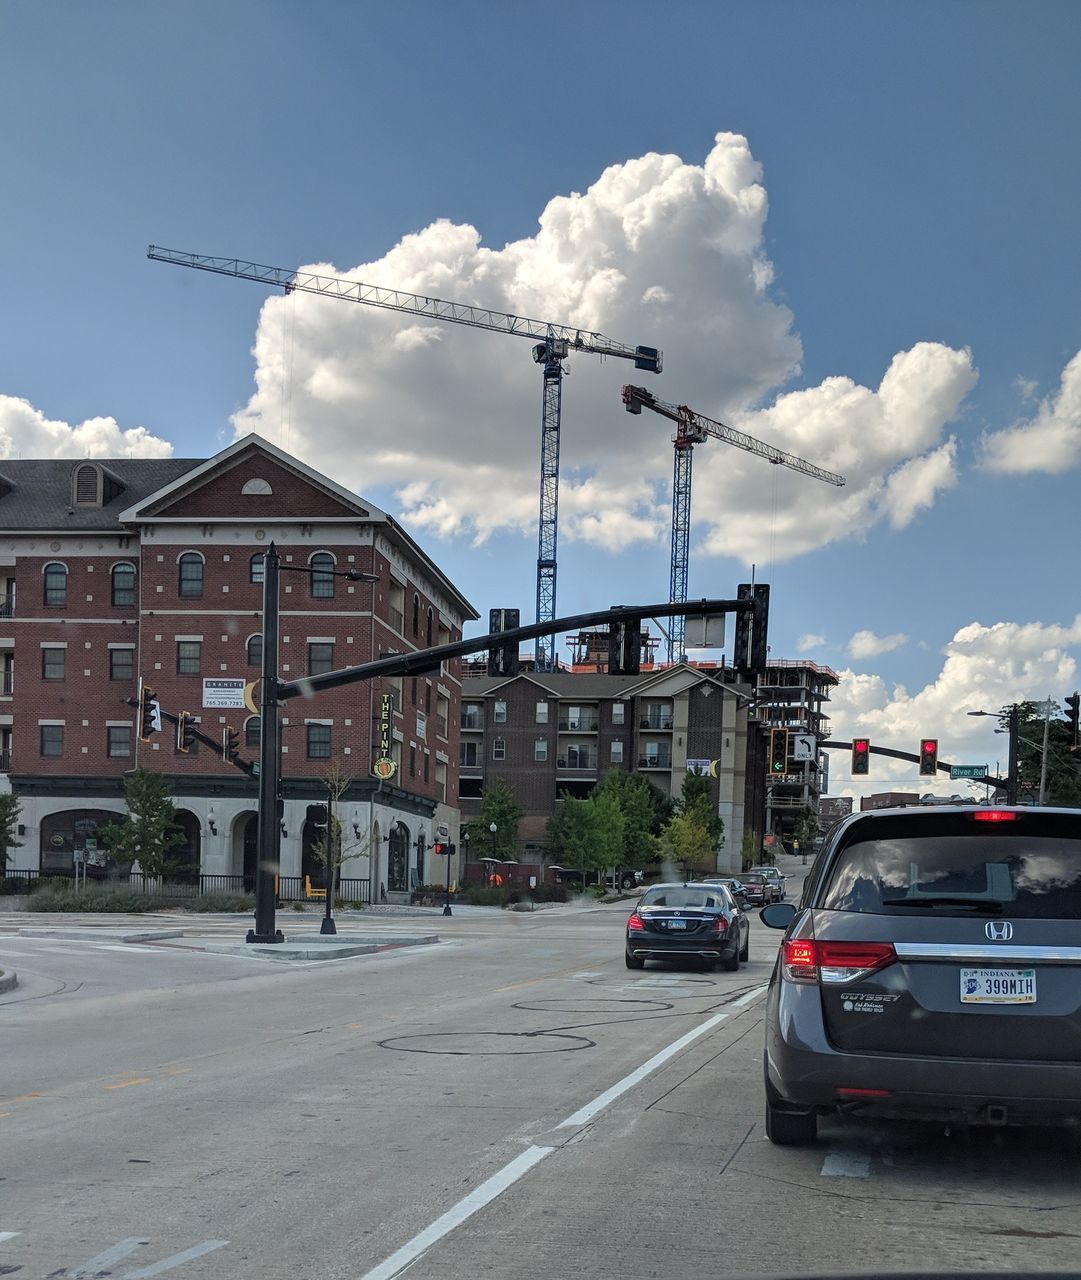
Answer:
[249,544,282,944]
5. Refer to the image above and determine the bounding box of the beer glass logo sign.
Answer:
[373,692,396,779]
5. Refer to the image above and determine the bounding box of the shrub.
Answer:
[21,884,255,913]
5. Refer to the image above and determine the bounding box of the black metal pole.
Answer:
[1007,703,1020,806]
[321,783,337,935]
[442,841,452,916]
[249,543,283,943]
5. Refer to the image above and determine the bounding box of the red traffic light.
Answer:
[918,738,939,777]
[853,739,869,753]
[851,738,870,775]
[921,740,936,753]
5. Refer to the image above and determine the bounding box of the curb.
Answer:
[0,968,17,994]
[17,928,186,943]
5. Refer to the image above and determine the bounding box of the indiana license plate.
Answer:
[960,968,1037,1004]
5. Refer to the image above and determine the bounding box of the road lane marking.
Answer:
[558,1013,728,1128]
[820,1150,872,1178]
[119,1239,229,1278]
[104,1077,152,1090]
[357,1145,552,1280]
[730,984,768,1008]
[358,1011,730,1280]
[73,1238,149,1276]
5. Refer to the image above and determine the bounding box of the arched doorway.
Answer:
[171,810,201,884]
[231,812,258,889]
[387,822,409,893]
[301,820,327,889]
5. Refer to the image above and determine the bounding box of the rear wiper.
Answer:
[881,895,1009,912]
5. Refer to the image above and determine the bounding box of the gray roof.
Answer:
[461,671,716,698]
[0,459,199,530]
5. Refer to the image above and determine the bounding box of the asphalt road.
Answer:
[3,869,1081,1280]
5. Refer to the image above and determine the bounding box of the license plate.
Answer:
[960,968,1037,1004]
[667,919,687,930]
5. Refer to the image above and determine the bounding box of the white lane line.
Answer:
[820,1150,872,1179]
[99,945,165,953]
[72,1237,149,1275]
[558,1012,728,1128]
[0,1232,20,1244]
[357,1146,551,1280]
[120,1239,229,1278]
[730,984,768,1009]
[358,1011,730,1280]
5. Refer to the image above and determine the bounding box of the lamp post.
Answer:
[320,783,337,936]
[489,822,497,884]
[968,705,1021,805]
[455,829,469,914]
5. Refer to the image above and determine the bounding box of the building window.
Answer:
[536,701,549,724]
[245,716,261,749]
[409,745,416,777]
[246,635,262,667]
[40,724,64,757]
[412,595,420,637]
[111,562,136,606]
[460,741,480,767]
[178,553,204,599]
[307,723,331,759]
[109,648,134,682]
[250,553,265,585]
[41,647,66,680]
[423,754,429,782]
[426,607,433,646]
[493,736,506,761]
[612,702,625,726]
[108,725,132,758]
[494,701,507,724]
[535,739,548,761]
[611,741,624,764]
[176,640,202,675]
[43,562,67,607]
[310,553,335,599]
[425,683,431,712]
[308,642,334,676]
[462,703,482,730]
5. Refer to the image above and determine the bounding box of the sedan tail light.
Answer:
[627,912,644,931]
[710,915,729,935]
[782,939,896,984]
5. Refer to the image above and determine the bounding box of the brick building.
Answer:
[1,435,476,899]
[458,664,759,872]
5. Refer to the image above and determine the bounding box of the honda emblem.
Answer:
[985,921,1013,941]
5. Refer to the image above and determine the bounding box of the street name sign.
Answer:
[950,764,988,779]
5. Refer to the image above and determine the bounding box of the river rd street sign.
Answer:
[950,764,988,779]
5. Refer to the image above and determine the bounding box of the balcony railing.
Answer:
[0,596,14,619]
[639,715,674,730]
[638,754,672,769]
[0,672,11,695]
[558,717,598,733]
[556,756,598,771]
[460,714,483,731]
[0,751,9,772]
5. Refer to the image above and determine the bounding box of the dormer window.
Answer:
[74,463,100,506]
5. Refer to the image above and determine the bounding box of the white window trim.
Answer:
[175,635,205,643]
[39,640,68,648]
[107,642,136,650]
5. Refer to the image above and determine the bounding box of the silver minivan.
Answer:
[760,805,1081,1145]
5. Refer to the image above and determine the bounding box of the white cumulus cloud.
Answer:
[798,632,826,653]
[848,629,909,660]
[982,350,1081,474]
[229,134,977,567]
[0,395,173,460]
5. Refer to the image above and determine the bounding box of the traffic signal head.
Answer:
[1065,692,1080,749]
[769,729,788,774]
[918,738,939,777]
[433,840,446,857]
[139,684,159,741]
[851,738,870,775]
[176,711,197,753]
[222,726,240,763]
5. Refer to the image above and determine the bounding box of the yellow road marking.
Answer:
[104,1077,152,1090]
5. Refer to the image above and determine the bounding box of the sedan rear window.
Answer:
[641,888,726,909]
[822,812,1081,918]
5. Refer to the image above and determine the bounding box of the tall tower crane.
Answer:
[622,384,846,663]
[148,245,662,671]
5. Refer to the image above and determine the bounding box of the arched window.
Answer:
[250,553,265,585]
[43,562,67,607]
[310,552,335,600]
[426,607,434,646]
[412,594,420,637]
[178,553,204,599]
[244,716,261,749]
[246,634,262,668]
[241,478,273,495]
[111,561,136,607]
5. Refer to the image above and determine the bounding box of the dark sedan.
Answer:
[738,872,774,905]
[626,882,750,971]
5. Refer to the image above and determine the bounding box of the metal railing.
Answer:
[0,596,14,619]
[638,755,672,769]
[461,713,483,730]
[639,715,674,730]
[0,672,12,696]
[0,751,9,772]
[558,717,598,732]
[0,869,370,906]
[556,756,598,770]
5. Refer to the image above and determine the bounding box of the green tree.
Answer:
[663,811,714,878]
[546,795,619,879]
[101,769,184,879]
[794,807,819,853]
[591,770,670,865]
[308,764,371,890]
[679,769,724,847]
[465,779,525,858]
[1008,702,1081,807]
[0,792,21,868]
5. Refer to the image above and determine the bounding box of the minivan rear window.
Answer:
[821,812,1081,918]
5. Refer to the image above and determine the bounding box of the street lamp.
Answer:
[968,705,1020,805]
[488,822,498,884]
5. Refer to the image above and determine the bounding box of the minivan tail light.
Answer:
[972,810,1018,822]
[782,939,896,984]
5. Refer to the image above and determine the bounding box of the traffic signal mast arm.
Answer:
[126,697,254,775]
[622,385,846,486]
[148,246,659,364]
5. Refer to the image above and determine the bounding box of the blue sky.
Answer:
[2,1,1079,796]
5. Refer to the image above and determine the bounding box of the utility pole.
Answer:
[1006,703,1020,806]
[250,543,282,943]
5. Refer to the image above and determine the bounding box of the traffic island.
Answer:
[0,968,17,994]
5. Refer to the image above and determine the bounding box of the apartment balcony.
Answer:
[0,751,10,772]
[0,672,11,696]
[558,716,598,733]
[639,715,674,730]
[556,754,598,772]
[638,754,672,770]
[0,597,13,619]
[460,714,484,732]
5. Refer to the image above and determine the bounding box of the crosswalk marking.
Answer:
[73,1237,149,1276]
[0,1231,20,1244]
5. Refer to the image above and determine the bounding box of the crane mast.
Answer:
[623,385,845,663]
[148,246,661,670]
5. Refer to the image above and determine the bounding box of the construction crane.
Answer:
[622,385,846,663]
[147,245,662,671]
